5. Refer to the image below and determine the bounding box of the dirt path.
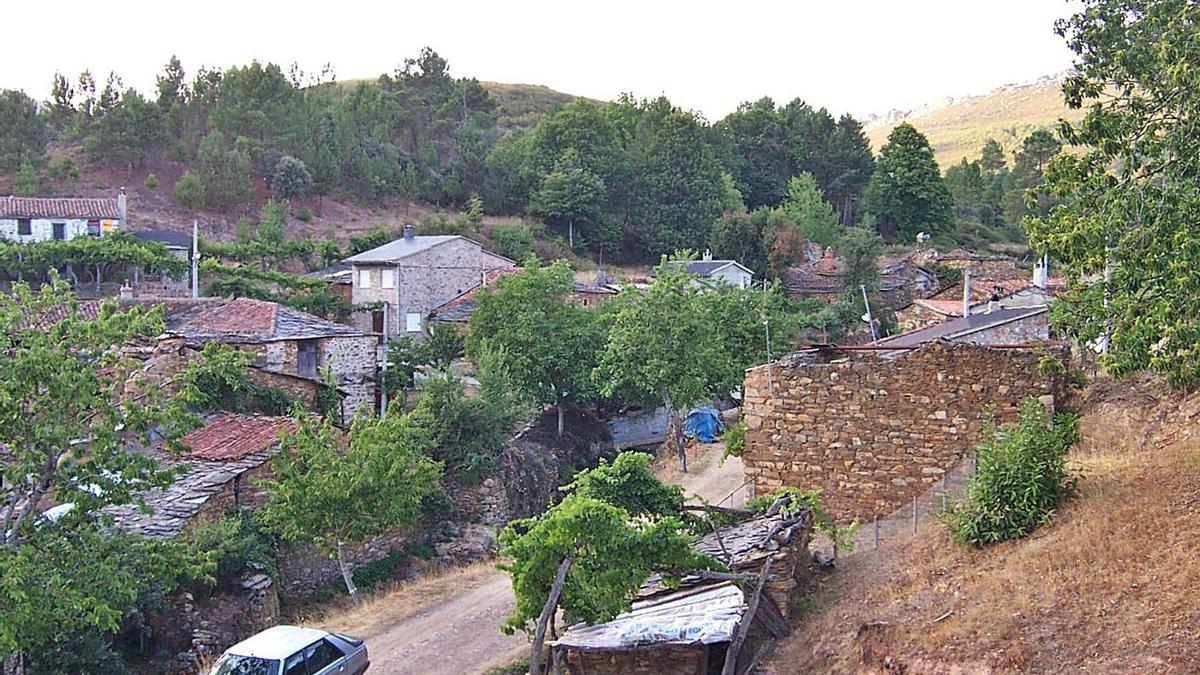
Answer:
[316,444,746,674]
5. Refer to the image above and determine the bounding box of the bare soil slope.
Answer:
[764,375,1200,674]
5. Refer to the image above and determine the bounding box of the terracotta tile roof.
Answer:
[12,299,104,332]
[931,277,1061,303]
[181,414,297,461]
[0,196,121,219]
[914,299,964,316]
[176,297,367,342]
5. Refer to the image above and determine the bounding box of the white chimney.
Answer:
[117,187,127,226]
[403,224,415,242]
[703,248,713,261]
[1033,255,1049,289]
[962,269,972,317]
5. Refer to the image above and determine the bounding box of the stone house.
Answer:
[0,191,126,243]
[895,273,1063,332]
[785,248,938,309]
[658,251,755,289]
[924,247,1022,279]
[741,342,1067,520]
[167,298,379,419]
[426,267,518,326]
[345,225,514,338]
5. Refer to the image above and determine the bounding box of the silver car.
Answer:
[208,625,369,675]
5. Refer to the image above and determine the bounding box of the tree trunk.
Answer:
[662,392,686,473]
[530,556,572,675]
[3,652,23,675]
[336,540,361,607]
[557,404,564,437]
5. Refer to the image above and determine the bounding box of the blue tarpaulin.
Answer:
[684,406,724,443]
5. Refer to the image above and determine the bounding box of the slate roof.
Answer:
[344,235,467,264]
[105,414,296,540]
[877,306,1048,348]
[785,248,921,295]
[131,230,191,250]
[181,414,297,461]
[303,262,352,284]
[0,196,121,219]
[656,259,754,279]
[174,298,367,343]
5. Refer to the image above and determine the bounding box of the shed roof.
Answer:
[0,195,121,219]
[174,298,367,343]
[181,414,296,461]
[554,583,745,652]
[877,305,1048,348]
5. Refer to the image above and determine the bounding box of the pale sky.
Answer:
[6,0,1079,121]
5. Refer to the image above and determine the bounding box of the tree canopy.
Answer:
[866,122,955,241]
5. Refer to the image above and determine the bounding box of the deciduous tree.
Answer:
[865,123,955,241]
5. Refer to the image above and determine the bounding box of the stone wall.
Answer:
[742,342,1067,520]
[567,647,709,675]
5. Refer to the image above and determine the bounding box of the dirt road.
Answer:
[324,442,746,674]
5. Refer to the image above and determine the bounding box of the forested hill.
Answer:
[0,46,1061,264]
[865,74,1082,169]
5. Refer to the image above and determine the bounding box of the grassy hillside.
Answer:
[867,74,1086,168]
[480,81,593,130]
[767,374,1200,673]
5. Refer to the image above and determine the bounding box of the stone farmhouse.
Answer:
[785,247,938,309]
[345,225,514,338]
[0,191,126,243]
[657,251,755,289]
[166,298,379,419]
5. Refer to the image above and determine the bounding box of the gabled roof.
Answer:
[174,298,367,342]
[344,234,515,266]
[877,305,1048,348]
[181,414,297,461]
[913,298,965,317]
[657,259,755,279]
[0,195,121,219]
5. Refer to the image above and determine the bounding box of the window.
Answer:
[209,654,279,675]
[405,312,422,333]
[303,639,344,672]
[52,222,66,241]
[16,219,31,236]
[297,340,318,378]
[282,652,306,675]
[88,219,101,236]
[358,269,371,288]
[380,268,395,288]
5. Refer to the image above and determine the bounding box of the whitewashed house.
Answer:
[0,191,126,243]
[659,250,755,289]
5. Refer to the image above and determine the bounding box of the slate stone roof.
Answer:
[785,248,928,295]
[428,268,518,323]
[877,306,1048,348]
[131,230,191,250]
[303,261,352,284]
[104,414,296,540]
[344,235,465,263]
[173,298,367,343]
[0,196,121,219]
[656,259,754,278]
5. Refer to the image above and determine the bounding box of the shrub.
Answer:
[47,155,78,181]
[271,155,313,201]
[143,172,159,189]
[410,372,515,483]
[940,398,1079,547]
[294,205,313,222]
[721,419,746,463]
[187,511,278,589]
[13,160,39,196]
[489,224,537,262]
[172,171,206,209]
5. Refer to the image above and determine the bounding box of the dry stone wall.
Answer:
[742,342,1067,521]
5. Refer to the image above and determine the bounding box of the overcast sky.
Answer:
[6,0,1079,121]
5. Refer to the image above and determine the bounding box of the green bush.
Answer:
[721,419,746,463]
[489,224,537,261]
[940,398,1079,547]
[47,155,78,181]
[172,171,206,209]
[187,510,278,588]
[143,172,159,189]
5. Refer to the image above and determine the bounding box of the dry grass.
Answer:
[866,76,1085,169]
[305,561,503,639]
[768,377,1200,673]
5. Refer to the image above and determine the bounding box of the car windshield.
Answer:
[209,653,279,675]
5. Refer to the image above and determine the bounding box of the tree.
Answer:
[196,130,253,208]
[409,372,519,482]
[837,226,884,293]
[777,172,842,248]
[1027,0,1200,386]
[0,90,48,172]
[595,256,730,471]
[11,161,38,197]
[271,155,314,201]
[944,158,985,211]
[468,259,603,435]
[172,171,206,209]
[527,150,606,249]
[0,280,211,666]
[84,89,166,171]
[563,452,689,521]
[865,123,955,241]
[499,494,718,675]
[262,411,441,605]
[1005,129,1063,223]
[709,209,765,275]
[980,138,1007,174]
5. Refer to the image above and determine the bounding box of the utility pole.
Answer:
[191,219,199,299]
[860,284,878,342]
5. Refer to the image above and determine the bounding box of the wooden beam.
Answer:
[721,554,774,675]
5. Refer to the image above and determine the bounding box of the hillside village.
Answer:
[2,1,1199,674]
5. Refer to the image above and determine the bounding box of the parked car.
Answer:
[208,625,369,675]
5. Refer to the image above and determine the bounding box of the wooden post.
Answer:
[530,556,572,675]
[911,496,918,535]
[873,515,880,550]
[721,555,774,675]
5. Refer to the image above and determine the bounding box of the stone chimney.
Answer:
[119,281,134,300]
[403,224,415,242]
[117,187,127,225]
[820,247,837,272]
